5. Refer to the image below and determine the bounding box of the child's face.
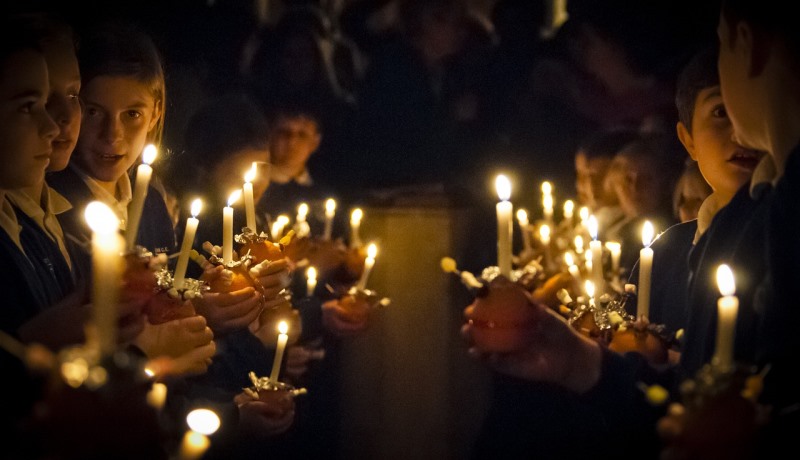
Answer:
[0,49,59,189]
[677,86,763,198]
[43,38,81,172]
[74,76,161,183]
[270,117,320,175]
[575,152,614,208]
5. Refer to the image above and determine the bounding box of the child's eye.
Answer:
[19,101,35,113]
[711,105,728,118]
[85,107,100,117]
[126,110,142,119]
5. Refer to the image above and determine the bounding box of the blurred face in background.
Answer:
[575,151,615,209]
[269,116,320,179]
[43,36,81,172]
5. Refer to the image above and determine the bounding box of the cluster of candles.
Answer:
[491,174,740,371]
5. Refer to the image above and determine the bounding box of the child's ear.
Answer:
[676,121,697,161]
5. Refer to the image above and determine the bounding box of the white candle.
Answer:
[516,209,532,252]
[223,191,241,264]
[564,252,580,279]
[585,280,595,307]
[495,175,513,277]
[323,198,336,240]
[588,215,604,294]
[574,235,584,254]
[350,208,363,249]
[295,202,310,237]
[579,206,590,229]
[637,221,654,319]
[270,321,289,382]
[125,144,157,250]
[539,224,552,268]
[243,163,257,233]
[271,215,289,240]
[85,201,124,356]
[714,264,739,370]
[147,382,167,410]
[306,266,317,297]
[543,193,554,225]
[180,409,220,460]
[563,199,574,221]
[605,241,621,286]
[356,243,377,290]
[174,199,202,290]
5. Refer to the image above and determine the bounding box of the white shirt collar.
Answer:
[71,164,133,228]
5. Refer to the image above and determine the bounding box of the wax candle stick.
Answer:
[271,215,289,240]
[585,280,595,307]
[270,321,289,382]
[243,163,257,233]
[306,266,317,297]
[126,144,157,250]
[223,191,241,265]
[174,199,202,290]
[541,181,554,225]
[147,382,168,410]
[323,198,336,240]
[588,215,604,294]
[295,202,310,237]
[539,224,552,269]
[350,208,363,249]
[516,209,532,252]
[637,221,654,318]
[356,243,377,290]
[495,175,513,277]
[714,264,739,370]
[85,201,124,356]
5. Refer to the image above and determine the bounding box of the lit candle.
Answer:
[516,209,532,252]
[563,199,574,221]
[574,235,584,254]
[243,163,257,233]
[180,408,220,460]
[323,198,336,240]
[85,202,123,356]
[223,190,242,265]
[588,215,604,294]
[541,181,554,224]
[147,382,167,410]
[271,214,289,240]
[714,264,739,370]
[565,252,580,279]
[350,208,363,249]
[174,199,202,290]
[269,321,289,382]
[585,280,595,307]
[605,241,621,287]
[539,224,552,269]
[637,221,654,319]
[125,144,157,250]
[295,202,310,237]
[579,206,590,228]
[356,243,378,290]
[306,266,317,297]
[495,175,513,277]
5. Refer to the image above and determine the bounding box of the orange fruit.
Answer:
[608,328,668,364]
[145,292,197,325]
[468,276,536,353]
[205,264,256,293]
[239,240,284,265]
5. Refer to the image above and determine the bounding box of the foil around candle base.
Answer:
[154,267,208,300]
[247,371,308,396]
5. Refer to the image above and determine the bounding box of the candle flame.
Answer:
[84,201,119,235]
[574,235,584,252]
[539,224,551,239]
[277,215,290,225]
[579,206,589,223]
[716,264,736,296]
[543,193,553,209]
[351,208,363,225]
[585,280,595,298]
[605,241,621,254]
[588,215,598,240]
[326,198,336,214]
[564,252,574,266]
[307,266,317,281]
[278,321,289,334]
[190,199,202,217]
[227,190,242,206]
[142,144,157,165]
[144,367,155,378]
[495,175,511,201]
[563,200,575,217]
[516,209,529,225]
[367,243,378,259]
[541,181,552,195]
[244,163,257,183]
[186,408,221,435]
[642,221,654,247]
[297,203,309,219]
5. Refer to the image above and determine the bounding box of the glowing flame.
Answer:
[186,409,220,435]
[142,144,157,165]
[574,235,584,252]
[605,241,620,254]
[276,215,290,226]
[563,200,575,218]
[579,206,589,223]
[588,215,598,240]
[367,243,378,259]
[564,252,574,266]
[585,280,595,298]
[495,175,511,201]
[539,224,551,240]
[278,321,289,335]
[84,201,119,235]
[716,264,736,296]
[642,221,654,247]
[351,208,363,225]
[227,190,242,207]
[325,198,336,214]
[541,181,552,195]
[307,266,317,281]
[297,203,309,219]
[190,199,202,218]
[516,209,529,225]
[244,163,257,183]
